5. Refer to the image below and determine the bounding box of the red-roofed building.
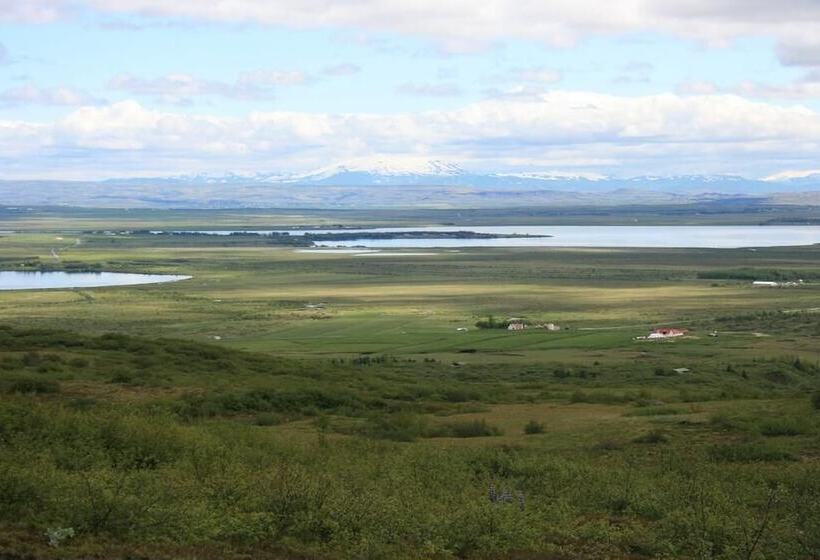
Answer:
[648,327,688,339]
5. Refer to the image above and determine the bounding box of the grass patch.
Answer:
[633,429,669,444]
[625,406,690,417]
[427,419,503,438]
[3,377,60,394]
[757,417,810,437]
[708,442,798,463]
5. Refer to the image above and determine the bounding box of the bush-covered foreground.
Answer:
[2,396,820,560]
[0,328,819,558]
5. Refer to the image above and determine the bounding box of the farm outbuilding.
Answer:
[647,328,688,339]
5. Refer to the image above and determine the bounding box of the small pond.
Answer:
[0,271,192,291]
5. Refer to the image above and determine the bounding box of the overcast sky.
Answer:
[2,0,820,179]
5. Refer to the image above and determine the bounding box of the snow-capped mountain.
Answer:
[18,159,819,209]
[98,160,820,195]
[283,159,466,185]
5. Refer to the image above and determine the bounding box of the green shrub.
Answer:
[523,420,545,434]
[758,417,808,437]
[361,412,428,442]
[0,466,45,519]
[68,397,97,411]
[592,439,624,451]
[633,430,669,444]
[109,372,133,384]
[255,412,285,426]
[709,413,742,432]
[626,406,688,417]
[5,377,59,394]
[570,390,631,404]
[68,356,90,368]
[812,392,820,410]
[428,419,502,438]
[708,442,797,463]
[174,387,366,420]
[440,388,481,402]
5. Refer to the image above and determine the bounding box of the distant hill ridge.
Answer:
[1,160,819,208]
[100,160,819,193]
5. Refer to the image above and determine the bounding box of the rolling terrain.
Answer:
[0,210,819,559]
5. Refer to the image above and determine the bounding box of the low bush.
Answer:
[523,420,545,434]
[360,412,428,442]
[592,438,624,452]
[709,413,743,432]
[708,442,797,463]
[633,430,669,444]
[626,406,688,417]
[428,419,502,438]
[255,412,286,426]
[758,418,809,437]
[4,377,59,394]
[570,390,631,404]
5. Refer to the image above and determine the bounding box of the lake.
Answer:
[0,271,192,291]
[186,225,820,249]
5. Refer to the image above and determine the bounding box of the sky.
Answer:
[1,0,820,180]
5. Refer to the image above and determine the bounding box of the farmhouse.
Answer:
[647,327,688,339]
[752,280,803,288]
[507,322,526,331]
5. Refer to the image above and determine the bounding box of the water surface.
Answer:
[0,271,191,291]
[187,226,820,249]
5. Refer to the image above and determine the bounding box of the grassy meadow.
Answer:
[0,209,819,559]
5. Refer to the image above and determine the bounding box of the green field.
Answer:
[1,209,819,559]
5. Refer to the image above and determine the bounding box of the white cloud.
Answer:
[764,168,820,181]
[12,0,820,63]
[322,63,361,76]
[108,74,220,104]
[733,75,820,100]
[676,80,719,95]
[237,70,311,88]
[516,68,562,84]
[776,38,820,68]
[0,85,103,107]
[108,70,312,104]
[2,92,820,178]
[677,73,820,100]
[0,0,71,23]
[396,82,462,97]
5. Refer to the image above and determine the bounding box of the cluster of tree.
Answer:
[475,315,522,329]
[698,268,818,281]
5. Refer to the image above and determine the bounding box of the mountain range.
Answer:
[2,161,819,209]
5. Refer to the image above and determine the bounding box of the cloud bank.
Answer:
[2,91,819,178]
[6,0,820,64]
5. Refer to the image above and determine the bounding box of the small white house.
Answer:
[646,328,688,339]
